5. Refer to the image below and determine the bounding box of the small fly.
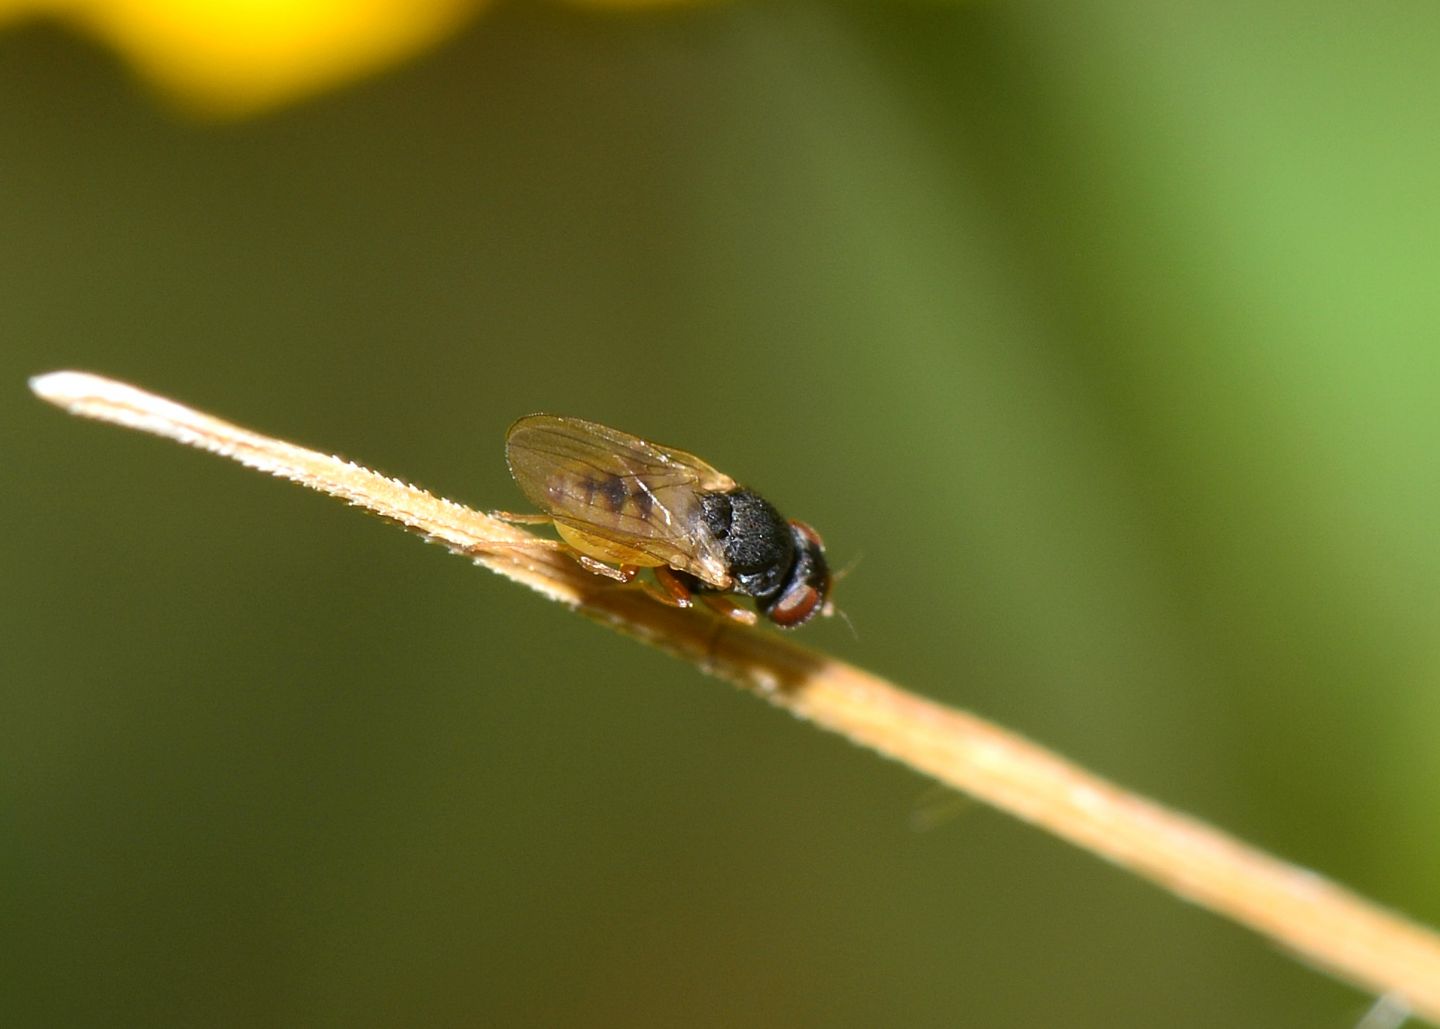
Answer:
[498,415,831,628]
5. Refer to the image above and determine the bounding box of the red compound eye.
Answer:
[767,583,822,628]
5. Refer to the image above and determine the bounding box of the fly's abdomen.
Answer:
[545,467,658,528]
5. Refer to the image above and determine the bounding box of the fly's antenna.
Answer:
[826,602,859,640]
[832,551,863,583]
[827,552,862,637]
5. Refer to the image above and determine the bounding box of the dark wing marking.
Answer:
[505,414,735,586]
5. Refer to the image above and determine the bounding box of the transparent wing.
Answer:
[505,414,735,587]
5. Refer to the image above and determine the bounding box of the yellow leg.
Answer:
[483,512,647,582]
[465,536,634,582]
[489,510,554,525]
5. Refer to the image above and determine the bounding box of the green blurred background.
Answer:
[6,2,1440,1025]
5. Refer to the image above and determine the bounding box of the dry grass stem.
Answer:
[30,370,1440,1022]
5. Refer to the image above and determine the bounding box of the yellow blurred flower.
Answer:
[0,0,479,117]
[0,0,713,118]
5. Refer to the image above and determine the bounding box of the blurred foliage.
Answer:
[4,2,1439,1026]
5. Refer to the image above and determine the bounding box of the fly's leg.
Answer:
[647,568,756,624]
[550,552,634,582]
[484,511,640,581]
[697,594,758,626]
[489,510,554,525]
[465,535,634,582]
[643,566,694,609]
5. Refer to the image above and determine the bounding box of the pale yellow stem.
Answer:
[30,370,1440,1023]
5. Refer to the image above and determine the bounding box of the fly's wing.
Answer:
[505,414,736,587]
